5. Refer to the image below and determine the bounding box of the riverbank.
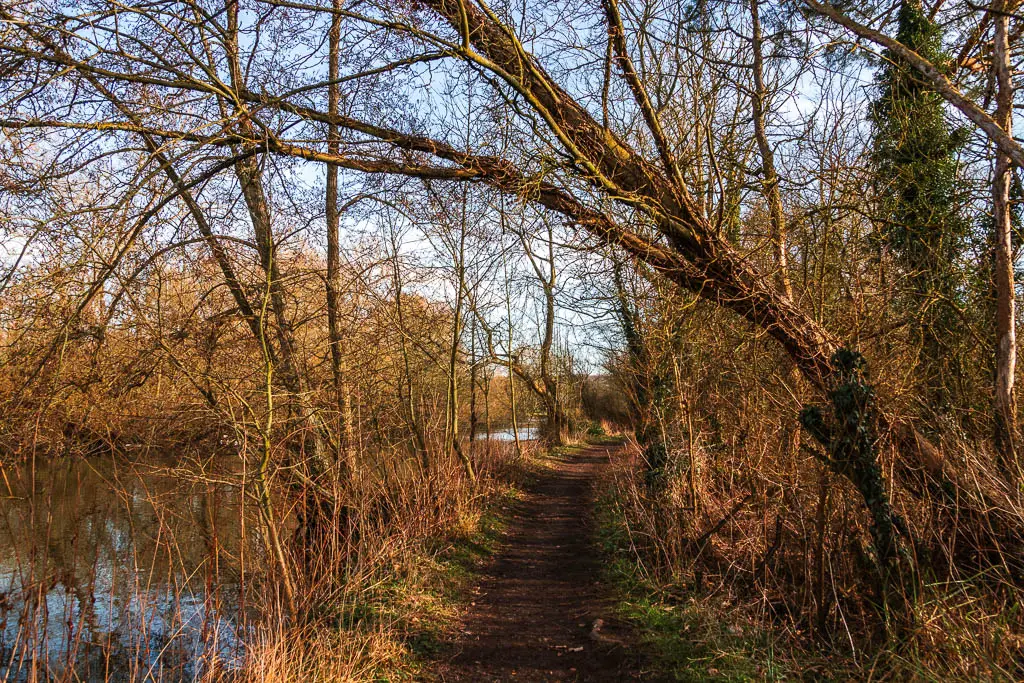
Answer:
[0,441,534,681]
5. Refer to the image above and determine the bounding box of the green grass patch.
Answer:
[587,433,630,447]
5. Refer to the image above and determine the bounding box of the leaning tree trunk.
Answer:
[398,0,955,570]
[186,0,1021,577]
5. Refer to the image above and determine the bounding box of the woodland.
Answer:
[1,0,1024,679]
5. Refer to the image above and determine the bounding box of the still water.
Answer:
[474,425,539,442]
[0,455,257,681]
[0,428,535,680]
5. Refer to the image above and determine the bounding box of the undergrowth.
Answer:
[595,442,1024,682]
[231,442,535,682]
[596,486,816,682]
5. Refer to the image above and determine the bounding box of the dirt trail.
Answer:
[435,444,642,682]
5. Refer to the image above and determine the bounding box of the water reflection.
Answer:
[474,425,539,442]
[0,455,258,681]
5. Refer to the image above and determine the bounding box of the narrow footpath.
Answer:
[435,444,643,682]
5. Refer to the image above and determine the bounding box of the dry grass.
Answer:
[231,440,530,681]
[599,433,1024,680]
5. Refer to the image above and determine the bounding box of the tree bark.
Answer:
[991,0,1018,472]
[226,0,331,476]
[502,235,526,459]
[750,0,793,300]
[326,0,356,475]
[390,241,431,472]
[750,0,802,464]
[446,183,476,482]
[521,222,568,444]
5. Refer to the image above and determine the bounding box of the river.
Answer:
[0,454,255,680]
[0,427,537,680]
